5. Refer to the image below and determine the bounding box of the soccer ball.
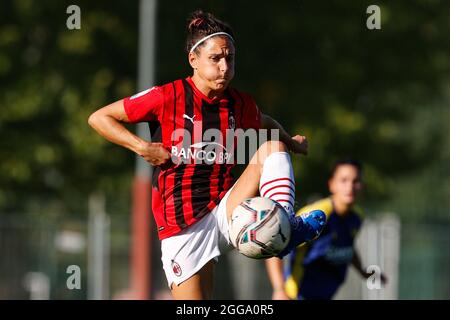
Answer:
[229,197,292,259]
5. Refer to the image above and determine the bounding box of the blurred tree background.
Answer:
[1,0,449,221]
[0,0,449,298]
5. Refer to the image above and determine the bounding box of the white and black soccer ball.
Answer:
[229,197,291,259]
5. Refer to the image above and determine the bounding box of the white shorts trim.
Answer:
[160,186,235,288]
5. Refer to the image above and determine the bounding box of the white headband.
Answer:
[189,32,234,53]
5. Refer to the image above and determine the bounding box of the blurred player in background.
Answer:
[88,10,326,299]
[266,159,387,300]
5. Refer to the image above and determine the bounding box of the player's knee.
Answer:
[249,140,288,166]
[258,140,288,156]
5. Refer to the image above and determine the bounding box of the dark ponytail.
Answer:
[186,10,235,53]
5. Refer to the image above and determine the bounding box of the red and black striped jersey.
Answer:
[124,77,261,240]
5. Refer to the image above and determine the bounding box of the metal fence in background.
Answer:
[335,215,450,300]
[399,222,450,299]
[335,214,400,299]
[1,213,449,299]
[0,213,130,300]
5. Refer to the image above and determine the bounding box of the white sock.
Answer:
[259,151,296,215]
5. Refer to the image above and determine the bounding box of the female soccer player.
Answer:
[266,159,387,300]
[88,10,325,300]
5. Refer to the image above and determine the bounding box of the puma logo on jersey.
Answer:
[183,113,196,124]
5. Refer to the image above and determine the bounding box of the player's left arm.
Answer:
[352,250,388,284]
[261,113,308,155]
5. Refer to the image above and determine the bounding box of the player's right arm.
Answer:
[265,257,290,300]
[88,99,170,166]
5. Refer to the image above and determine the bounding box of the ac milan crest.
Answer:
[172,261,182,277]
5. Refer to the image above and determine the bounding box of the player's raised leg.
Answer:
[226,140,293,217]
[226,140,326,257]
[170,260,215,300]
